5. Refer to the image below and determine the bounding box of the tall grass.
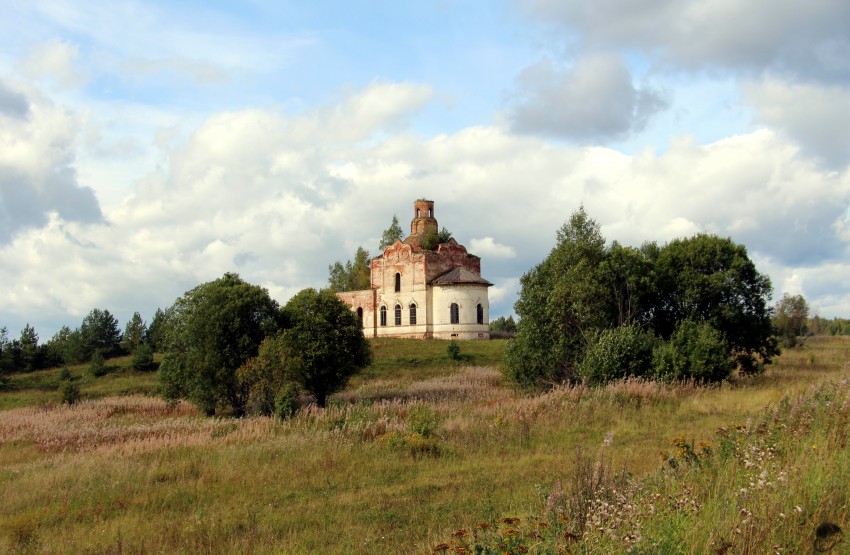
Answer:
[0,337,848,553]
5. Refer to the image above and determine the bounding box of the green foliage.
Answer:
[653,319,734,382]
[379,214,404,250]
[506,207,609,387]
[236,334,291,416]
[328,246,371,292]
[489,315,517,333]
[773,293,809,348]
[157,354,187,406]
[131,343,156,372]
[446,340,461,361]
[437,226,453,244]
[58,378,81,405]
[146,308,167,352]
[407,404,439,438]
[506,208,777,387]
[121,312,147,353]
[80,308,122,358]
[58,366,71,381]
[422,228,438,250]
[18,324,40,372]
[577,325,657,385]
[88,350,107,377]
[653,234,778,374]
[278,288,372,407]
[274,382,301,420]
[160,272,282,416]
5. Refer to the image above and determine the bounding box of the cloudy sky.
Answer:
[2,0,850,339]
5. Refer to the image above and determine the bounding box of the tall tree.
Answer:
[146,308,167,352]
[505,207,610,386]
[121,312,147,353]
[773,294,810,347]
[327,247,371,292]
[378,215,404,250]
[18,324,40,372]
[652,234,778,374]
[80,308,122,358]
[275,288,371,407]
[159,273,282,416]
[0,326,11,382]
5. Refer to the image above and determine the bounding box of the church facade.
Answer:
[338,199,493,340]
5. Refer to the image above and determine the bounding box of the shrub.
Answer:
[577,325,657,385]
[131,343,156,371]
[447,340,461,361]
[274,382,301,420]
[88,350,107,377]
[57,366,71,381]
[653,319,734,382]
[407,403,439,438]
[58,379,80,405]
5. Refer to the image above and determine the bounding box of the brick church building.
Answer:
[337,199,492,340]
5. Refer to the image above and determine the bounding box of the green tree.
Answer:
[490,315,517,333]
[327,247,371,292]
[236,334,292,416]
[505,207,610,386]
[88,349,107,377]
[80,308,122,358]
[773,294,809,348]
[131,343,156,372]
[121,312,147,353]
[146,308,167,352]
[276,288,371,407]
[159,273,281,416]
[437,226,453,244]
[653,234,778,374]
[379,214,404,250]
[0,327,11,384]
[18,324,40,372]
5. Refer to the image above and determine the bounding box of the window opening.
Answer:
[395,304,402,326]
[395,272,401,292]
[380,306,387,326]
[356,307,363,322]
[409,303,417,325]
[477,303,484,325]
[450,303,459,324]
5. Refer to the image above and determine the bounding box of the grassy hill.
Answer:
[1,337,848,553]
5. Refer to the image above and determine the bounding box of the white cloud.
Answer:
[469,237,517,259]
[20,39,87,88]
[524,0,850,82]
[744,78,850,168]
[508,53,667,141]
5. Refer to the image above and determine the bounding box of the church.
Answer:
[337,199,493,340]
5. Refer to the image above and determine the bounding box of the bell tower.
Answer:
[410,199,438,237]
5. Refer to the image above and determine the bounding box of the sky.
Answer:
[2,0,850,339]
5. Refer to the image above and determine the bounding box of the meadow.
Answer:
[1,337,848,554]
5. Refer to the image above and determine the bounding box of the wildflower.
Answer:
[451,529,469,538]
[433,543,450,552]
[501,517,521,525]
[794,505,803,514]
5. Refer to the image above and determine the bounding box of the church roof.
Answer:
[431,267,493,286]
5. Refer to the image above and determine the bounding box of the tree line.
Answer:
[0,308,166,381]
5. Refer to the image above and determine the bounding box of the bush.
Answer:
[88,350,107,377]
[447,340,461,361]
[577,325,657,385]
[407,404,440,438]
[653,319,734,382]
[58,366,71,381]
[58,379,80,405]
[274,383,301,420]
[131,343,156,371]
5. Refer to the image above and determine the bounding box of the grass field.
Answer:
[1,336,848,553]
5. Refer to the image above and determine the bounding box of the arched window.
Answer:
[356,307,363,322]
[394,304,402,326]
[394,272,401,292]
[380,306,387,326]
[450,303,459,324]
[409,303,417,325]
[477,303,484,325]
